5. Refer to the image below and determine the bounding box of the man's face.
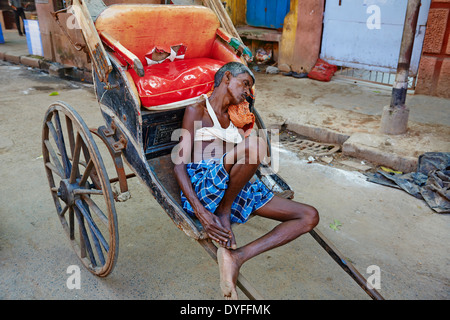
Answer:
[227,72,254,105]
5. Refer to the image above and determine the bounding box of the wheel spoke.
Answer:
[44,139,65,177]
[69,207,74,240]
[90,227,106,266]
[53,111,72,178]
[45,162,64,178]
[79,199,106,266]
[74,206,97,267]
[81,143,102,190]
[59,204,69,217]
[65,115,76,158]
[47,119,71,178]
[79,159,94,187]
[74,188,103,195]
[75,199,109,252]
[69,133,82,184]
[81,194,109,226]
[81,142,91,167]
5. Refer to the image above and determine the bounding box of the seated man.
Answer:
[173,62,319,300]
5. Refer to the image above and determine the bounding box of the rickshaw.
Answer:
[42,0,383,300]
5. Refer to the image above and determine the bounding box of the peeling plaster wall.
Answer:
[278,0,324,73]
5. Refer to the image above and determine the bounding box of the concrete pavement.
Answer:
[1,29,449,173]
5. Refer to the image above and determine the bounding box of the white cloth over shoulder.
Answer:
[194,94,243,144]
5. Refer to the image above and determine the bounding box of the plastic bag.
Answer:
[308,59,337,82]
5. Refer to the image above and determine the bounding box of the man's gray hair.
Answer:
[214,62,255,88]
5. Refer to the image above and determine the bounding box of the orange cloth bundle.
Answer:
[206,90,255,137]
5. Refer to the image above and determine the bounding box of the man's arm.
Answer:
[173,105,231,244]
[9,0,17,10]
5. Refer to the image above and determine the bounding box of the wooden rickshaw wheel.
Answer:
[42,101,119,277]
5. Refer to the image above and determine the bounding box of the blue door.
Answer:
[0,23,4,44]
[246,0,290,29]
[320,0,431,75]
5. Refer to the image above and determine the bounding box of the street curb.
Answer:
[20,56,41,68]
[285,121,418,173]
[285,122,350,145]
[4,53,20,64]
[0,52,93,83]
[342,140,417,173]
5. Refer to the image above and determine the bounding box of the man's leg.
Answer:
[13,10,22,36]
[218,195,319,299]
[214,136,267,248]
[19,8,26,35]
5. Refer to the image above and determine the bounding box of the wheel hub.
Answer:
[58,179,77,206]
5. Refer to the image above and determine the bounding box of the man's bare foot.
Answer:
[217,247,240,300]
[217,213,237,249]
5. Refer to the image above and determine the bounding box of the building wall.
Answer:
[223,0,246,26]
[415,0,450,98]
[278,0,324,73]
[35,0,90,69]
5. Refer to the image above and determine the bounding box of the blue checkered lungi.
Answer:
[181,155,274,224]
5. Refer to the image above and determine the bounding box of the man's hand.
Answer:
[196,207,231,246]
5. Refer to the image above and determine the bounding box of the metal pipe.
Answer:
[390,0,421,108]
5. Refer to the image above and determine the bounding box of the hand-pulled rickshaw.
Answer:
[42,0,384,300]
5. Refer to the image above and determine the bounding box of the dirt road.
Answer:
[0,61,448,300]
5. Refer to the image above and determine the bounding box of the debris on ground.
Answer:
[339,160,372,172]
[265,66,279,74]
[366,152,450,213]
[329,219,342,231]
[255,43,273,64]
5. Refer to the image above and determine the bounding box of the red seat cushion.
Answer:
[129,58,225,107]
[95,5,221,64]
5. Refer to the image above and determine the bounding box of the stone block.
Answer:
[38,59,51,72]
[20,56,41,68]
[48,63,68,78]
[4,53,20,64]
[342,134,418,173]
[286,122,350,145]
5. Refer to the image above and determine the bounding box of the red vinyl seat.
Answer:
[128,58,225,107]
[95,5,241,108]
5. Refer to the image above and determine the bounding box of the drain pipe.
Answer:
[380,0,421,135]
